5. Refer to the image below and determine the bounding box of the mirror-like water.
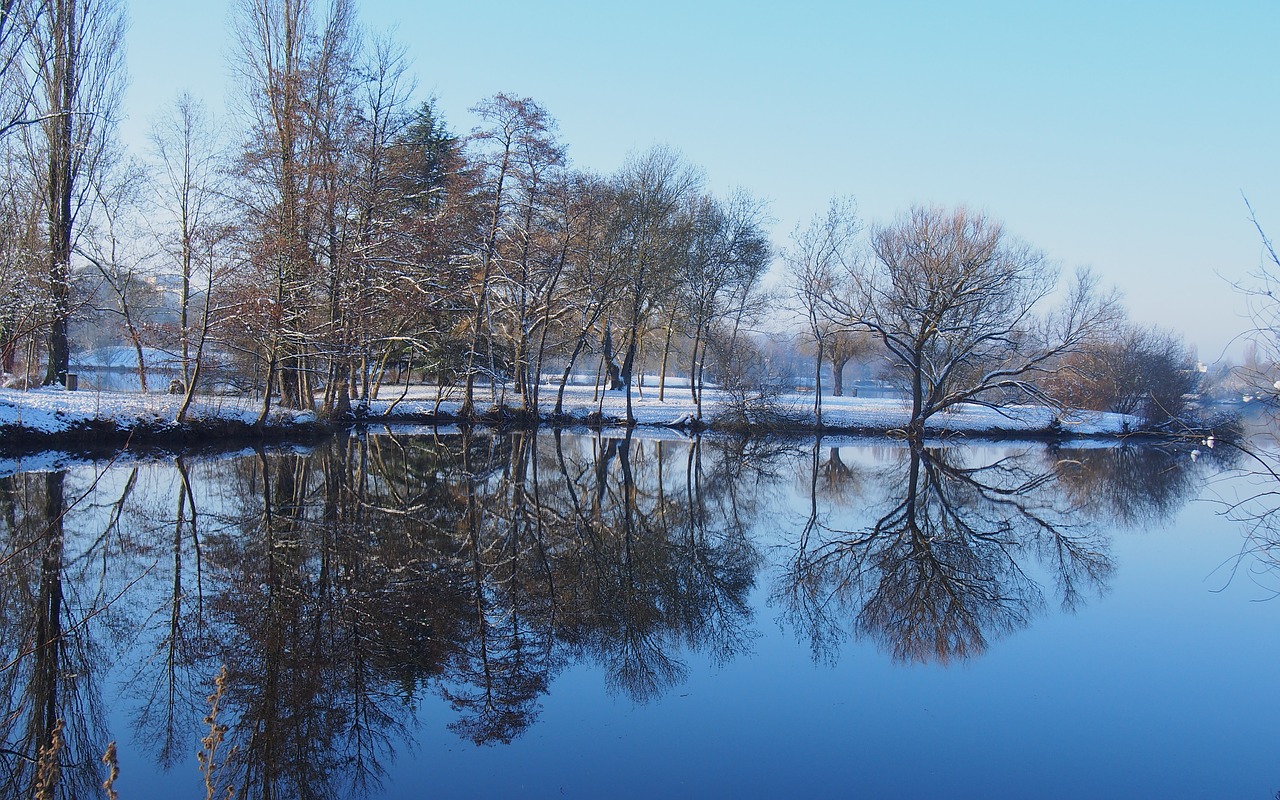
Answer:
[0,430,1275,798]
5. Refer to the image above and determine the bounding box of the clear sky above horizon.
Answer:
[121,0,1280,362]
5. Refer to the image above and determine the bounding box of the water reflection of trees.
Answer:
[0,432,1214,795]
[1212,442,1280,596]
[0,470,114,798]
[781,440,1207,665]
[0,430,767,796]
[1050,443,1220,529]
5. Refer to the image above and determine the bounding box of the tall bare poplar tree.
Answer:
[27,0,125,386]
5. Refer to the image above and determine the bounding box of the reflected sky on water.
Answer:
[0,430,1275,799]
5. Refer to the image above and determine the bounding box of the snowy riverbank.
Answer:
[0,383,1143,450]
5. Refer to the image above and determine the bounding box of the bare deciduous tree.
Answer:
[676,189,771,419]
[27,0,126,385]
[460,93,561,416]
[820,324,875,398]
[783,197,860,425]
[1048,323,1199,426]
[147,94,238,420]
[233,0,357,414]
[826,205,1119,436]
[609,146,702,424]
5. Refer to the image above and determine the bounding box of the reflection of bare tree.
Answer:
[441,431,557,745]
[546,432,761,704]
[1211,443,1280,596]
[814,445,866,507]
[0,428,770,791]
[781,442,1117,664]
[200,437,483,798]
[127,456,211,770]
[0,471,108,798]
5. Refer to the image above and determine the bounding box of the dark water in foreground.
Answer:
[1,429,1277,798]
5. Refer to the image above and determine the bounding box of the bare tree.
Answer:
[232,0,358,413]
[782,197,860,425]
[26,0,126,385]
[149,93,227,401]
[459,93,560,416]
[492,98,565,414]
[319,32,415,419]
[0,138,44,380]
[549,171,624,416]
[609,146,702,424]
[78,155,153,390]
[826,205,1119,436]
[819,324,875,398]
[1048,322,1199,427]
[1237,199,1280,411]
[676,189,771,419]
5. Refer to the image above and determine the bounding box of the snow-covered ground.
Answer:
[368,383,1137,434]
[0,386,315,434]
[0,381,1140,444]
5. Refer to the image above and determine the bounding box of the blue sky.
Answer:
[122,0,1280,360]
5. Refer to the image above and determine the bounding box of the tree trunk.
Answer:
[831,355,848,397]
[813,337,824,426]
[658,306,677,402]
[42,0,75,387]
[555,337,587,416]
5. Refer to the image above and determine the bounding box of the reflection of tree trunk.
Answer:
[801,438,821,551]
[594,436,617,513]
[465,432,497,728]
[156,461,190,767]
[31,471,66,790]
[524,429,557,603]
[246,449,286,793]
[0,470,107,797]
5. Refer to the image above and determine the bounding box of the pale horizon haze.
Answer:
[121,0,1280,363]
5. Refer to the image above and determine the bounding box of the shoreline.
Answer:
[0,384,1222,457]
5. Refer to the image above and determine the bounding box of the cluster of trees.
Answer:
[0,0,772,425]
[0,0,1210,434]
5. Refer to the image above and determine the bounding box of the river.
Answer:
[0,429,1275,798]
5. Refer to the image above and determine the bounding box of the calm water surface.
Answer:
[1,429,1277,798]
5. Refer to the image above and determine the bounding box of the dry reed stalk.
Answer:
[33,718,64,800]
[198,665,232,800]
[102,740,120,799]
